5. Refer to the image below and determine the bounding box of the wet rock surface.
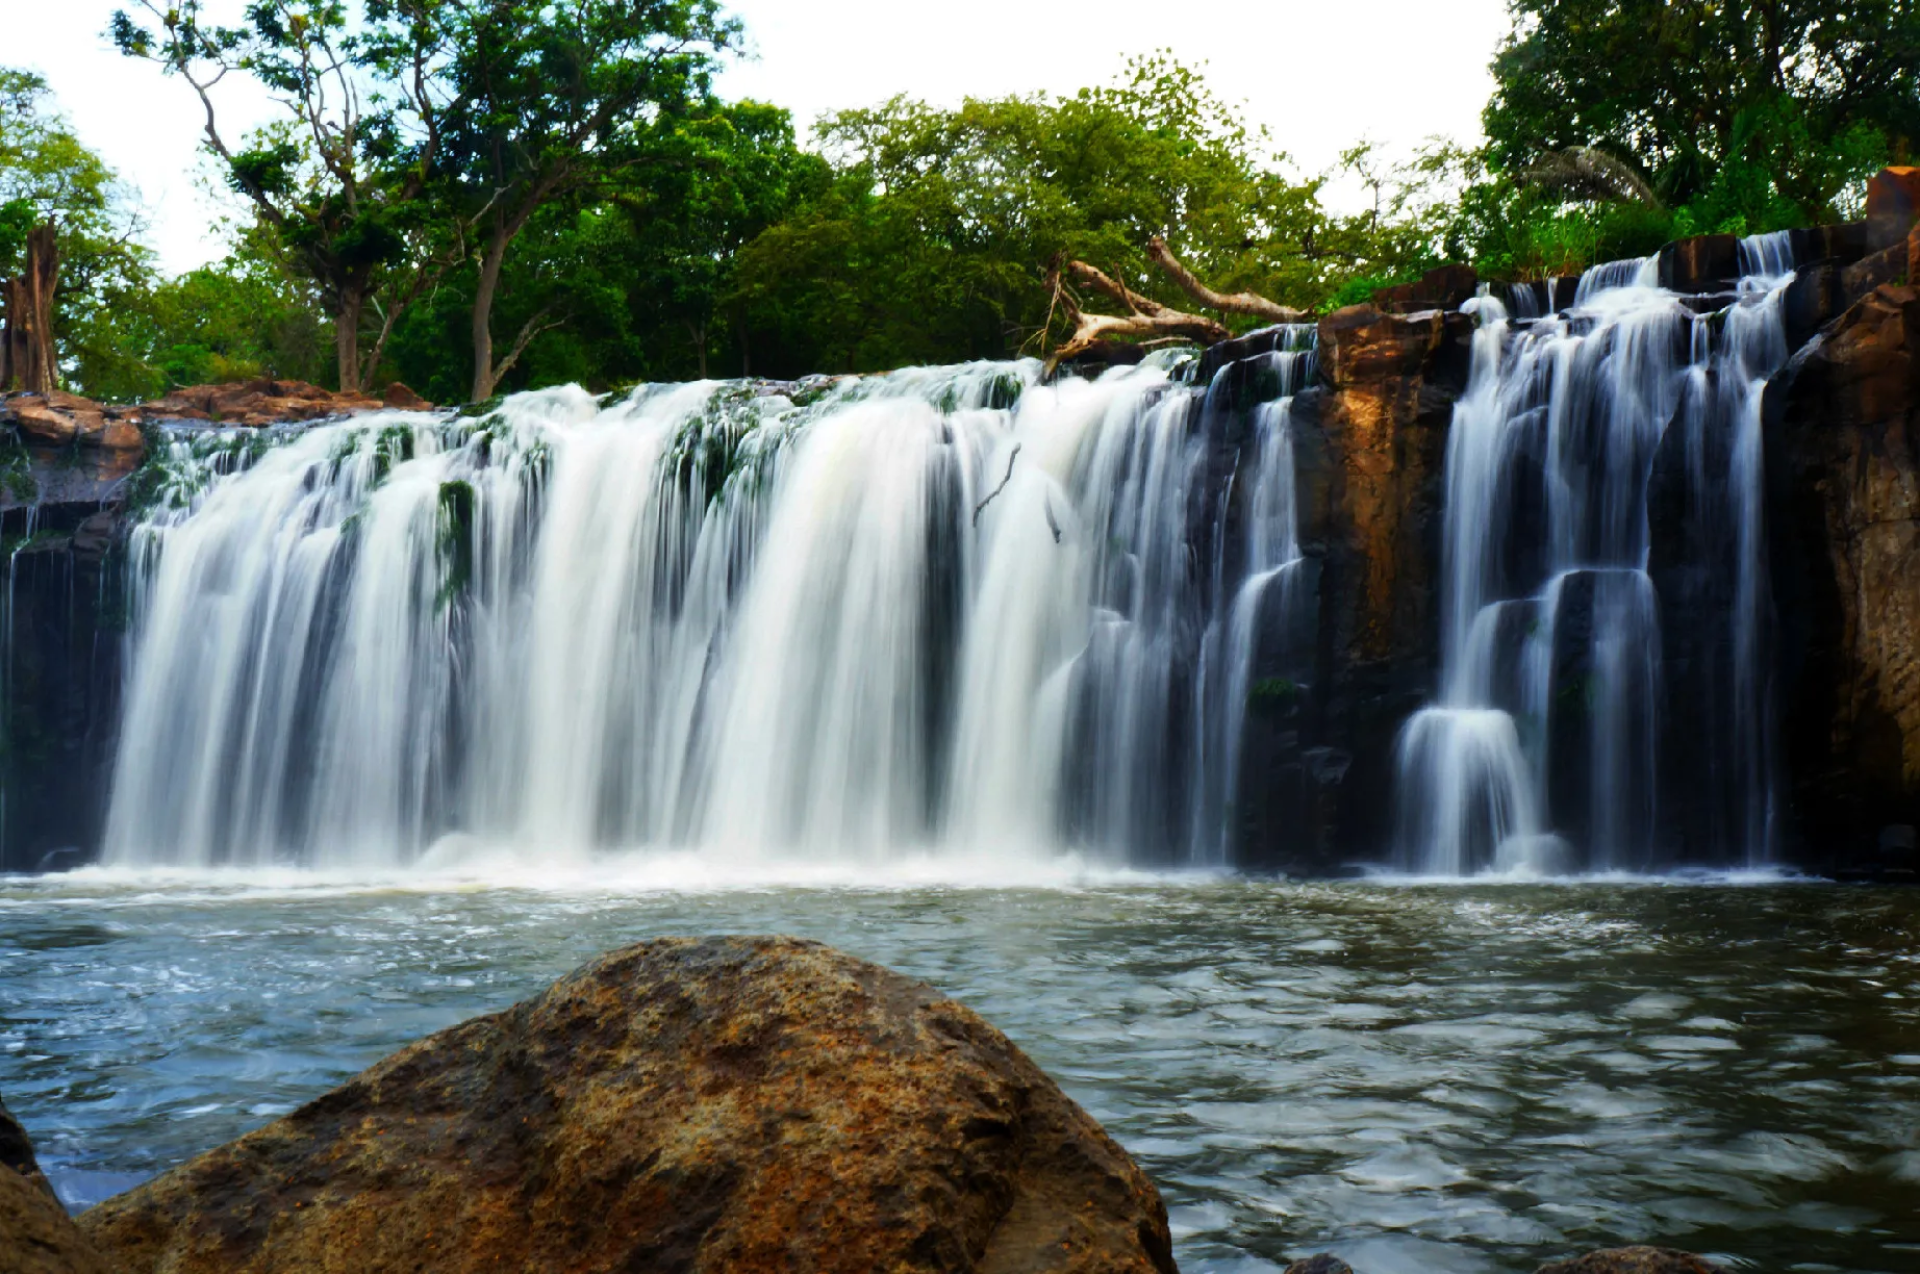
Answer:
[1533,1248,1728,1274]
[1246,303,1468,872]
[1771,272,1920,870]
[78,935,1178,1274]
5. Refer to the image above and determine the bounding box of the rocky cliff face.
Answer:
[1768,218,1920,874]
[0,382,430,871]
[1233,293,1471,872]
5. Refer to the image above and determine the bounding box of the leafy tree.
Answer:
[424,0,741,399]
[724,56,1436,374]
[112,0,456,392]
[1486,0,1920,230]
[0,67,155,398]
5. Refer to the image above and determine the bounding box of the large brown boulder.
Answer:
[1,1098,115,1274]
[80,936,1177,1274]
[1,1164,113,1274]
[1534,1248,1727,1274]
[1770,278,1920,867]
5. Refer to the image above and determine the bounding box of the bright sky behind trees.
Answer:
[13,0,1508,272]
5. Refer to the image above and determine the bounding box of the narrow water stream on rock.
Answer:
[4,875,1917,1273]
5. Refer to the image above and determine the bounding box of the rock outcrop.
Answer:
[1533,1248,1728,1274]
[1235,303,1470,872]
[1769,223,1920,873]
[79,935,1178,1274]
[1,1164,113,1274]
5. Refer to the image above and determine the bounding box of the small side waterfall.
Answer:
[1393,237,1797,874]
[104,337,1316,870]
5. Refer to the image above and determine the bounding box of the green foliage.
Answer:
[0,66,156,397]
[1485,0,1918,229]
[1249,677,1300,706]
[725,57,1436,375]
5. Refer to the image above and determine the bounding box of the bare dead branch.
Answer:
[972,444,1022,525]
[1148,237,1311,324]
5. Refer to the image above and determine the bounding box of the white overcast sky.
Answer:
[12,1,1511,273]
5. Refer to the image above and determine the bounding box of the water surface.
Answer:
[3,873,1917,1273]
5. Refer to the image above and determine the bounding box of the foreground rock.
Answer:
[1534,1248,1728,1274]
[80,936,1178,1274]
[2,1098,114,1274]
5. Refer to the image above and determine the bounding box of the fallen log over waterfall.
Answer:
[1043,256,1232,373]
[1043,242,1309,372]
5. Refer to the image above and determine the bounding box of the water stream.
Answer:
[1393,238,1797,875]
[4,874,1917,1274]
[103,344,1316,871]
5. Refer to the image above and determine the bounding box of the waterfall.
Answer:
[103,338,1316,870]
[1392,239,1797,875]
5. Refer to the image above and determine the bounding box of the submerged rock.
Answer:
[1281,1256,1354,1274]
[1534,1247,1728,1274]
[80,935,1178,1274]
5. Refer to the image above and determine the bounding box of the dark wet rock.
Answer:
[1789,220,1874,270]
[1534,1247,1728,1274]
[1657,235,1741,294]
[1,1094,48,1191]
[81,936,1178,1274]
[1370,264,1478,315]
[1769,279,1920,867]
[1281,1256,1354,1274]
[1195,324,1307,384]
[1240,303,1468,872]
[0,519,127,872]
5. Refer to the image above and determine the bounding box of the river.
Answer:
[4,871,1915,1273]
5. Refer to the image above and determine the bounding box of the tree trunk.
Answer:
[688,320,708,380]
[1,224,59,394]
[470,233,511,403]
[334,287,365,394]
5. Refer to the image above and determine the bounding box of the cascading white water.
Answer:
[105,338,1316,870]
[1394,238,1798,875]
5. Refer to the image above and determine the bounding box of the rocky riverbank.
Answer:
[0,938,1739,1274]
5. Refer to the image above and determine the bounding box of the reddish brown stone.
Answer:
[80,936,1178,1274]
[1867,167,1920,223]
[382,381,433,410]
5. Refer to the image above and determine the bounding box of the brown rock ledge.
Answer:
[78,935,1178,1274]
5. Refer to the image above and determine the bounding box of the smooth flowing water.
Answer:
[101,345,1314,873]
[4,874,1918,1274]
[1394,239,1797,876]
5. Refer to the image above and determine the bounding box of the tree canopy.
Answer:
[4,4,1918,401]
[1485,0,1920,231]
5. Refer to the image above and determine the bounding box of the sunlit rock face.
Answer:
[77,936,1178,1274]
